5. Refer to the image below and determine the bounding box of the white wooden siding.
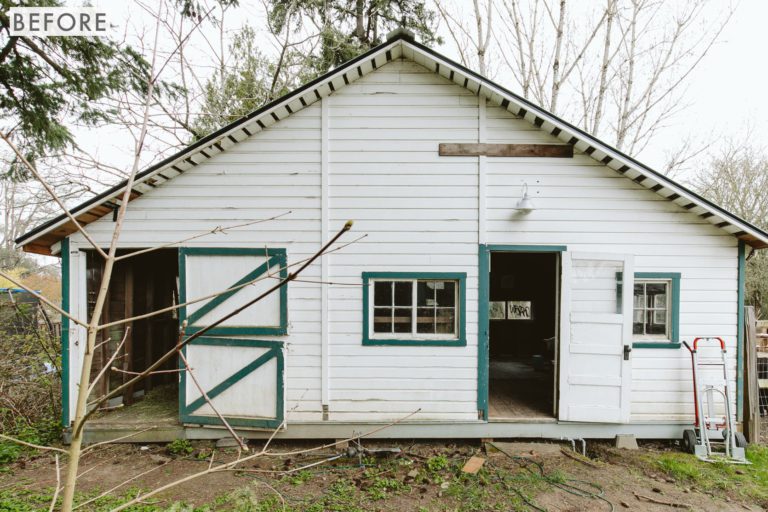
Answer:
[484,100,738,423]
[68,57,739,426]
[70,105,326,422]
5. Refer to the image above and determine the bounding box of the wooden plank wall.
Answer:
[67,58,740,425]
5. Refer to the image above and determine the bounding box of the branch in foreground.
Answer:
[48,455,60,512]
[113,212,292,261]
[97,232,367,330]
[111,408,420,512]
[72,459,172,511]
[80,426,157,455]
[0,434,67,454]
[86,327,130,396]
[0,269,86,327]
[83,221,354,423]
[179,344,248,452]
[0,132,107,258]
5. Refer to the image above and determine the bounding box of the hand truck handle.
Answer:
[692,337,725,351]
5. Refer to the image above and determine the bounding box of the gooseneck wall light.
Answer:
[514,182,536,215]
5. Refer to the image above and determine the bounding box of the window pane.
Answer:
[374,281,392,306]
[416,307,434,333]
[633,309,644,335]
[633,284,645,309]
[647,316,667,335]
[394,282,412,306]
[417,281,435,306]
[646,282,667,307]
[373,307,392,333]
[436,308,456,334]
[393,308,412,333]
[435,281,455,307]
[652,310,667,325]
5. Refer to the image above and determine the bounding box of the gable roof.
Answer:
[17,31,768,254]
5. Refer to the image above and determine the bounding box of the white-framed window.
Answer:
[372,279,457,337]
[633,279,671,340]
[362,272,466,346]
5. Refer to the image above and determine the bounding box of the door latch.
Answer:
[623,345,632,361]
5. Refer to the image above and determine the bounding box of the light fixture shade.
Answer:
[515,195,535,214]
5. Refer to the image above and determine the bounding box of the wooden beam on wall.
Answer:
[439,143,573,158]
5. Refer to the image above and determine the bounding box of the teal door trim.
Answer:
[178,247,288,336]
[179,336,284,429]
[60,238,70,427]
[477,244,566,420]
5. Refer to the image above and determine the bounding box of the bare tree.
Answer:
[0,3,365,511]
[436,0,495,76]
[693,137,768,317]
[440,0,734,173]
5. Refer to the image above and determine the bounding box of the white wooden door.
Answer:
[559,252,633,423]
[178,248,287,429]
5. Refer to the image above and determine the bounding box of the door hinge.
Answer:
[623,345,632,361]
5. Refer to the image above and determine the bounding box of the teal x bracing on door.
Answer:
[179,337,285,428]
[178,248,288,429]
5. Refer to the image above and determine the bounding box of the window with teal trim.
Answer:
[362,272,466,346]
[618,272,680,348]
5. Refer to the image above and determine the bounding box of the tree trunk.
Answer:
[355,0,365,42]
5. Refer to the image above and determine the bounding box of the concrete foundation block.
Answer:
[615,434,638,450]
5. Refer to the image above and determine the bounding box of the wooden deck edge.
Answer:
[72,421,693,445]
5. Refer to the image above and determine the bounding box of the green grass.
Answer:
[651,445,768,506]
[0,487,196,512]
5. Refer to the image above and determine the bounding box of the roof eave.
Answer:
[16,34,768,251]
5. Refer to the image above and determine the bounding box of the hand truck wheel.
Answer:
[682,429,697,454]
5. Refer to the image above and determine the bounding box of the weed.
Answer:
[167,439,194,456]
[426,455,448,473]
[216,487,288,512]
[195,448,212,461]
[366,475,407,501]
[284,469,313,486]
[303,479,362,512]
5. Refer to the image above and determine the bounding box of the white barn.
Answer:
[17,31,768,441]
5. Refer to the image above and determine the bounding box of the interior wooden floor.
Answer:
[488,360,554,419]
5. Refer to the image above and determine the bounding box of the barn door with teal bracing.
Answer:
[178,248,287,428]
[180,337,284,428]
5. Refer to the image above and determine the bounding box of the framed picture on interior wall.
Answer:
[508,301,533,320]
[489,301,506,320]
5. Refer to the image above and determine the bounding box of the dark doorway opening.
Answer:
[86,249,179,411]
[488,251,558,419]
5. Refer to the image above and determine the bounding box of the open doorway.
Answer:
[488,251,559,419]
[86,249,179,416]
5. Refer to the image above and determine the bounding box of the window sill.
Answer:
[363,338,466,347]
[632,341,681,349]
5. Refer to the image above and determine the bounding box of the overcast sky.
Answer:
[643,0,768,174]
[83,0,767,184]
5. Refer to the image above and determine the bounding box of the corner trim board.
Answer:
[737,240,745,421]
[61,238,70,427]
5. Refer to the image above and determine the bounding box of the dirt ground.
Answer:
[0,438,765,511]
